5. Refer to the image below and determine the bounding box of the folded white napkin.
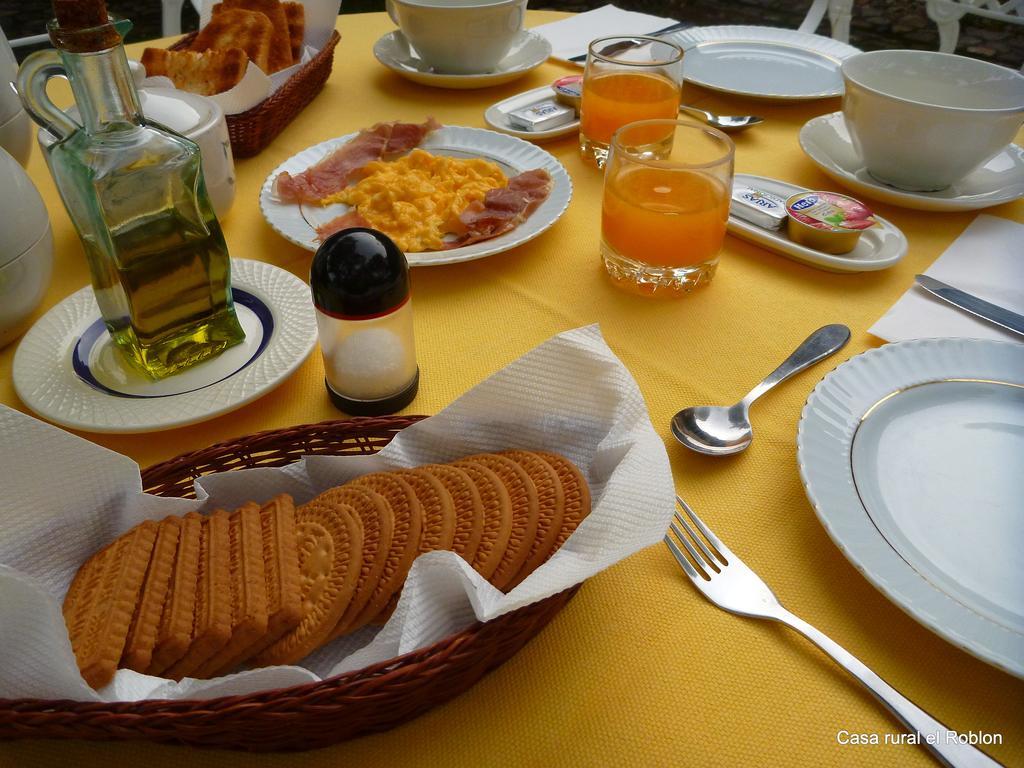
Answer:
[531,4,679,65]
[869,214,1024,343]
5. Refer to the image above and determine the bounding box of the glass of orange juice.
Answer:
[579,36,684,168]
[601,119,735,296]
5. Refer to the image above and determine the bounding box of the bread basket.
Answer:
[0,415,577,751]
[168,29,340,158]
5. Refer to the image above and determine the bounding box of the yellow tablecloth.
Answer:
[2,12,1022,767]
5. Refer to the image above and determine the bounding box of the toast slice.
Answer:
[220,0,293,72]
[282,2,305,64]
[191,8,273,73]
[141,47,249,96]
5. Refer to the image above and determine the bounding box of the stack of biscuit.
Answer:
[141,0,305,96]
[63,450,591,689]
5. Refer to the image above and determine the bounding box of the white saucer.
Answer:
[484,85,579,142]
[800,112,1024,212]
[728,174,906,272]
[373,30,551,89]
[12,259,317,434]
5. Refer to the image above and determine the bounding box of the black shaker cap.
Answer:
[310,228,410,318]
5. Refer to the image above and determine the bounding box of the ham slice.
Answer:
[449,169,553,247]
[276,117,441,204]
[314,210,370,242]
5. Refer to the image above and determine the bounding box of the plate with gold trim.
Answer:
[665,26,860,101]
[797,338,1024,677]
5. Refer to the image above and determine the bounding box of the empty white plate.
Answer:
[800,112,1024,211]
[373,29,551,89]
[665,25,860,100]
[798,338,1024,677]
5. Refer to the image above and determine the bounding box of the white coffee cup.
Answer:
[387,0,526,75]
[841,50,1024,192]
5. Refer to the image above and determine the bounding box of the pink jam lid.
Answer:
[786,191,876,232]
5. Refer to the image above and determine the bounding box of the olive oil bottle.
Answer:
[18,0,243,378]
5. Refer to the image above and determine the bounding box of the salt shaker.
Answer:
[310,228,420,415]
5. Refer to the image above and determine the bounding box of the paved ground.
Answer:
[4,0,1021,67]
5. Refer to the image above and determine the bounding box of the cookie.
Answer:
[212,494,303,671]
[534,451,591,546]
[253,501,362,666]
[121,516,181,673]
[456,454,539,591]
[164,511,234,680]
[63,520,159,689]
[419,464,483,565]
[311,486,392,640]
[147,513,203,676]
[193,502,269,679]
[395,468,456,553]
[348,473,423,627]
[447,461,512,581]
[500,450,565,587]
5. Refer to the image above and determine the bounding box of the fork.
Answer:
[664,496,1001,768]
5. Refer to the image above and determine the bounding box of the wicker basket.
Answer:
[0,416,578,751]
[168,30,341,158]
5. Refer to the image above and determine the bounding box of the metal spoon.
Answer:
[679,105,764,133]
[671,324,851,456]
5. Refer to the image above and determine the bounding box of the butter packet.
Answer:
[730,185,788,231]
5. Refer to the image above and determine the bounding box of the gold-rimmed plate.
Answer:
[797,338,1024,677]
[665,25,861,100]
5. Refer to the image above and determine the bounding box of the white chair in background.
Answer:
[798,0,856,42]
[924,0,1023,56]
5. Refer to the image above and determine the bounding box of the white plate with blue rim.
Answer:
[798,338,1024,678]
[12,259,317,434]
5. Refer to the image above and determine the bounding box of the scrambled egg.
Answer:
[323,150,508,252]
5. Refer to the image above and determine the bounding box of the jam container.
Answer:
[785,191,876,254]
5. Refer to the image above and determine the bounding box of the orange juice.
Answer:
[602,166,730,267]
[580,72,681,147]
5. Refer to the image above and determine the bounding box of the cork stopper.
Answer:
[50,0,120,51]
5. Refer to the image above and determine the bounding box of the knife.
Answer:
[914,274,1024,338]
[567,21,693,63]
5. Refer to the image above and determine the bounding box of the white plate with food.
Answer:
[260,120,573,267]
[798,338,1024,678]
[373,30,551,89]
[12,259,317,434]
[799,111,1024,212]
[727,173,906,272]
[665,25,860,101]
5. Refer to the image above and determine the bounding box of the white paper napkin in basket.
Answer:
[869,215,1024,343]
[531,4,680,64]
[0,325,675,703]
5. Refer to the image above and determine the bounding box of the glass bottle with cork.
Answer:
[17,0,244,379]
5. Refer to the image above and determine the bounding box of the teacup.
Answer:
[841,50,1024,192]
[387,0,526,75]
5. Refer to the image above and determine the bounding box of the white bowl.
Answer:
[841,50,1024,192]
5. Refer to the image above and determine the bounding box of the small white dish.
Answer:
[727,173,906,272]
[665,25,860,101]
[12,259,317,434]
[484,85,579,141]
[798,338,1024,678]
[800,112,1024,212]
[373,29,551,89]
[260,125,573,267]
